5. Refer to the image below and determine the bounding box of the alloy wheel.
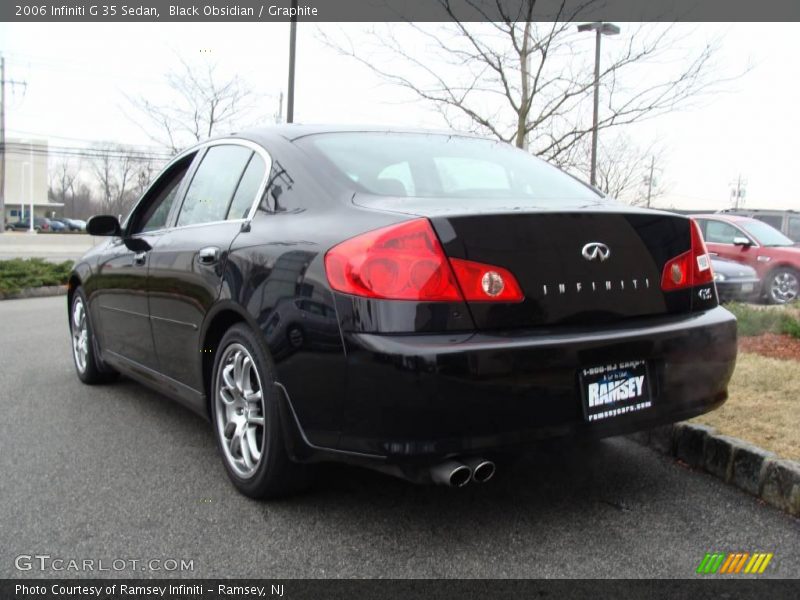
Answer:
[215,343,266,479]
[770,271,799,304]
[71,298,89,373]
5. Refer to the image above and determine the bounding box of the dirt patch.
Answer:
[738,333,800,361]
[692,352,800,461]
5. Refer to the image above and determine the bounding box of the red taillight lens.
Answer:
[325,218,462,301]
[661,220,714,291]
[325,218,524,302]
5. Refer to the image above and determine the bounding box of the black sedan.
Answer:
[711,257,760,303]
[68,126,737,498]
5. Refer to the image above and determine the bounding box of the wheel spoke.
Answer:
[244,389,262,403]
[240,428,254,469]
[233,351,244,392]
[220,388,236,405]
[247,414,265,426]
[222,365,236,391]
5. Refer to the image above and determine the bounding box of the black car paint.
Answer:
[70,126,737,470]
[711,257,760,303]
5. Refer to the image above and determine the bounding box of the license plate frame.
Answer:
[579,360,653,423]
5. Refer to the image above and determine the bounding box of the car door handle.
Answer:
[133,252,147,266]
[708,252,718,256]
[197,246,220,265]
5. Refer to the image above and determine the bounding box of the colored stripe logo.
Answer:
[696,552,773,574]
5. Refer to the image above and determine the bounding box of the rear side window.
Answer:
[227,154,266,220]
[177,145,252,227]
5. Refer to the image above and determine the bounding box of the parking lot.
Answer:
[0,232,97,262]
[1,295,798,578]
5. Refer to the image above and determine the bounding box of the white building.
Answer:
[3,138,63,224]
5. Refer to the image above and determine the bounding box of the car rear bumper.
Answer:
[332,306,737,460]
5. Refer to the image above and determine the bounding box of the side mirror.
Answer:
[733,236,753,247]
[86,215,121,237]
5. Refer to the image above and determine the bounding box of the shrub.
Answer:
[725,301,800,339]
[0,258,73,295]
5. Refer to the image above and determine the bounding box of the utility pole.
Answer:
[286,0,298,124]
[731,175,746,209]
[645,155,655,208]
[1,55,6,232]
[275,91,284,124]
[0,55,27,233]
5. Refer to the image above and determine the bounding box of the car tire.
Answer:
[211,323,311,498]
[765,267,800,304]
[69,287,118,384]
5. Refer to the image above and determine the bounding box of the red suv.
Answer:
[694,214,800,304]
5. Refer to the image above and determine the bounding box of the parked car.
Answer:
[694,214,800,304]
[68,127,737,498]
[5,217,51,232]
[53,218,85,232]
[48,219,67,232]
[718,209,800,243]
[711,257,760,303]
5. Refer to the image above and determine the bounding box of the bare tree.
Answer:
[587,134,665,204]
[129,57,260,154]
[90,144,154,218]
[49,159,79,218]
[323,2,743,173]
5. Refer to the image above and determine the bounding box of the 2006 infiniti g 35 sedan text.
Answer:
[68,126,737,497]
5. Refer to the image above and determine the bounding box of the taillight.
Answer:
[661,220,713,291]
[449,258,524,301]
[325,218,524,302]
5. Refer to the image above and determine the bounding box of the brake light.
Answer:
[661,220,713,291]
[325,218,524,302]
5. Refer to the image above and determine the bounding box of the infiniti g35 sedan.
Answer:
[68,126,737,497]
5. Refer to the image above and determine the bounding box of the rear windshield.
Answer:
[297,132,600,201]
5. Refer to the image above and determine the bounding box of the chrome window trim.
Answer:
[123,137,272,238]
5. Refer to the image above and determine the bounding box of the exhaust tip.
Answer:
[471,460,496,483]
[431,460,472,487]
[449,465,472,488]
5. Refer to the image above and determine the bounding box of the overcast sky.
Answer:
[0,21,797,211]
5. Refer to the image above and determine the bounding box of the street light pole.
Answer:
[286,0,298,124]
[577,22,620,187]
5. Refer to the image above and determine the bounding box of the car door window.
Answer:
[226,153,266,220]
[129,155,194,234]
[177,145,253,227]
[704,220,741,244]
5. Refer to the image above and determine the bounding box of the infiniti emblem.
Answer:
[582,242,611,262]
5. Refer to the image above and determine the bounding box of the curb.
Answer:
[0,285,68,301]
[629,423,800,517]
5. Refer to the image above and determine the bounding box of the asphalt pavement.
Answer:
[0,296,798,579]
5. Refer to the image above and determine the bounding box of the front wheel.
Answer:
[766,267,799,304]
[69,288,118,384]
[211,323,310,498]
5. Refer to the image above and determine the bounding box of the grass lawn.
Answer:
[692,352,800,461]
[0,258,73,295]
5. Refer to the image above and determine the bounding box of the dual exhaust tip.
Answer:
[431,457,496,487]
